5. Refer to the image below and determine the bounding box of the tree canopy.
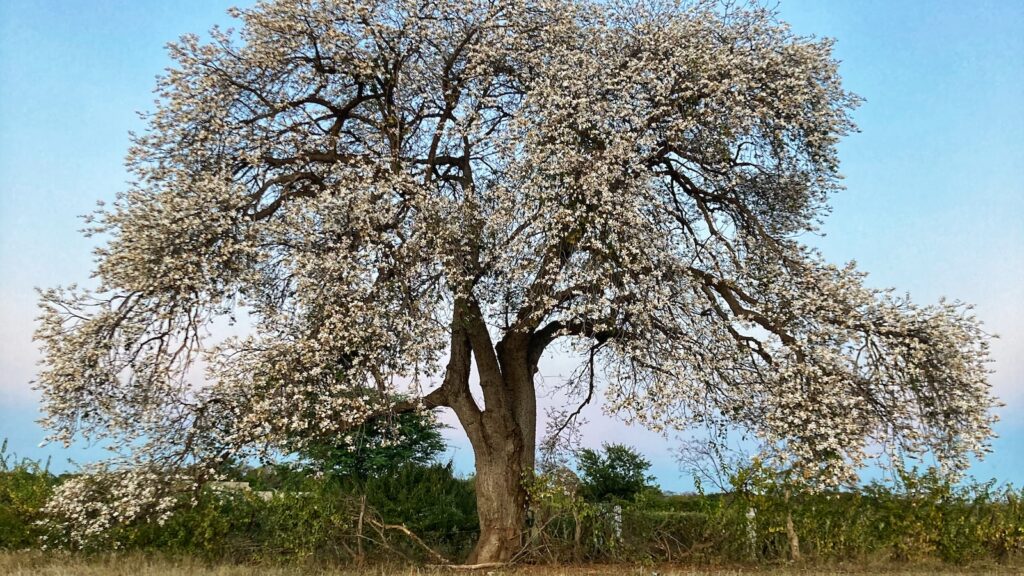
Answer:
[35,0,996,562]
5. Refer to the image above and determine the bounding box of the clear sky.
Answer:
[1,0,1021,490]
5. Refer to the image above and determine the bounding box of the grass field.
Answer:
[2,553,1021,576]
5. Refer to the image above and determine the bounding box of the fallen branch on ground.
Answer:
[366,517,450,565]
[426,562,507,570]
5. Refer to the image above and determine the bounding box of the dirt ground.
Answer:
[1,552,1021,576]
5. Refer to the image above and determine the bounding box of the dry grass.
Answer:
[0,552,1020,576]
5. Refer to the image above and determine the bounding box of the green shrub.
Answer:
[577,444,655,503]
[68,461,476,564]
[3,435,1022,568]
[524,461,1024,567]
[0,441,58,549]
[364,461,478,559]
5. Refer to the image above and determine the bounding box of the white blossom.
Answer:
[34,0,997,542]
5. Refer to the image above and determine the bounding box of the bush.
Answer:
[37,460,476,564]
[524,462,1024,566]
[2,436,1022,568]
[0,441,58,550]
[364,461,478,559]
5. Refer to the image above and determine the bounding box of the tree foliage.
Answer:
[34,0,997,555]
[577,443,654,503]
[300,408,447,480]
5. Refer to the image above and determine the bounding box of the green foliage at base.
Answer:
[0,441,60,549]
[2,439,1022,567]
[115,462,475,563]
[525,464,1024,566]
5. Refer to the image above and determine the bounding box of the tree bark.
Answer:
[356,492,366,564]
[464,350,536,564]
[435,301,541,564]
[467,440,529,564]
[784,489,801,562]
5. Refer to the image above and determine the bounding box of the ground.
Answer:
[1,553,1021,576]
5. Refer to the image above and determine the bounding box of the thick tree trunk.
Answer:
[464,339,538,563]
[440,301,540,564]
[466,348,535,564]
[467,442,529,564]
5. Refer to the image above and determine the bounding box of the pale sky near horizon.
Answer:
[1,0,1021,490]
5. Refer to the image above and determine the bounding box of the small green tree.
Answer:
[577,443,655,503]
[301,409,447,481]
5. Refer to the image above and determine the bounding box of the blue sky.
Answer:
[1,0,1021,489]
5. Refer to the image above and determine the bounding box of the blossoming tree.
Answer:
[35,0,996,563]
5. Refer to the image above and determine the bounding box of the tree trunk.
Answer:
[356,492,366,564]
[464,336,537,564]
[467,442,529,564]
[784,489,801,562]
[572,508,583,562]
[441,302,539,565]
